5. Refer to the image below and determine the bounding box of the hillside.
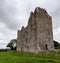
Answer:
[0,51,60,63]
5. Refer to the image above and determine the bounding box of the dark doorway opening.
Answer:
[45,44,48,50]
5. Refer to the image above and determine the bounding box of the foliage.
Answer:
[7,39,17,50]
[54,40,60,49]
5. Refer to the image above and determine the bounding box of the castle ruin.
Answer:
[17,7,55,53]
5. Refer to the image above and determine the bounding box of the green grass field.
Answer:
[0,51,60,63]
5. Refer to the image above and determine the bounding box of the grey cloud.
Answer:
[0,0,24,30]
[50,5,60,30]
[0,0,60,48]
[0,23,16,42]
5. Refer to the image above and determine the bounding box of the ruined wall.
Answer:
[17,7,55,53]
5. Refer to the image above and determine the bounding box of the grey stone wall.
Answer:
[17,7,55,53]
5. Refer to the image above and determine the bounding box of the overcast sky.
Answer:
[0,0,60,48]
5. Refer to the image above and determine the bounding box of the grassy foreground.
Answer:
[0,51,60,63]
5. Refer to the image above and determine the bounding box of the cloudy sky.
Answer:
[0,0,60,48]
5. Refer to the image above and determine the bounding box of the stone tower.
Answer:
[17,7,55,53]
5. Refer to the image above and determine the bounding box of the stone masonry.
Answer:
[17,7,55,53]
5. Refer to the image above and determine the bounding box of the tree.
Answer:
[54,40,60,49]
[7,39,17,50]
